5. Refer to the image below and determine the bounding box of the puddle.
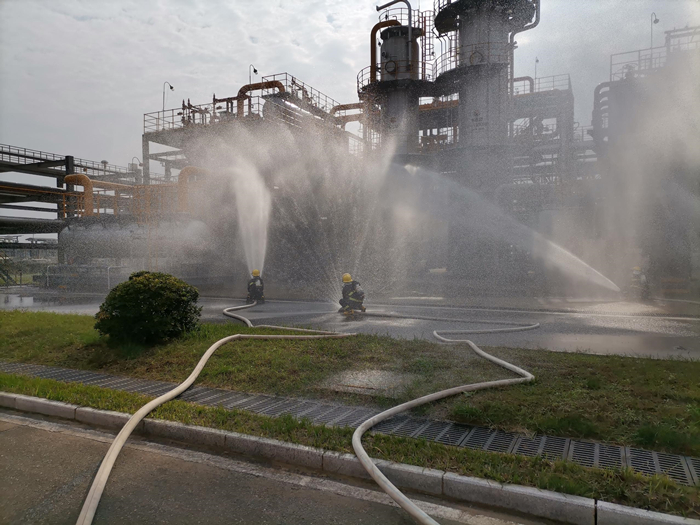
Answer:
[0,294,34,307]
[322,369,417,396]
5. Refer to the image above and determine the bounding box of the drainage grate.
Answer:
[541,436,568,460]
[629,448,658,477]
[434,423,470,446]
[198,392,235,407]
[299,404,336,422]
[513,435,543,457]
[286,401,322,418]
[414,420,451,441]
[598,443,624,470]
[260,399,301,417]
[460,426,491,450]
[484,431,517,454]
[2,359,698,486]
[334,409,377,428]
[373,416,409,434]
[220,393,252,409]
[689,457,700,485]
[657,451,692,486]
[235,395,272,410]
[313,406,354,425]
[391,418,426,437]
[569,440,595,468]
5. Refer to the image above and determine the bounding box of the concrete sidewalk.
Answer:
[0,411,534,525]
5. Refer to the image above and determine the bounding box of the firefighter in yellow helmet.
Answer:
[246,269,265,304]
[338,273,365,314]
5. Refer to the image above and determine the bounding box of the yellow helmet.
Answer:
[252,269,260,277]
[632,266,641,271]
[342,273,352,283]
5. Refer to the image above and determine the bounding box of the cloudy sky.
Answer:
[1,0,699,174]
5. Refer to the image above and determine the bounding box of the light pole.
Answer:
[131,157,143,184]
[650,12,659,50]
[248,64,258,86]
[162,81,174,112]
[248,64,258,114]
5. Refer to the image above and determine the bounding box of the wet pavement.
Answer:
[2,292,699,359]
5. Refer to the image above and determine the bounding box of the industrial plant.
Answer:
[1,0,699,298]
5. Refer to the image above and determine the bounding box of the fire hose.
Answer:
[76,303,539,525]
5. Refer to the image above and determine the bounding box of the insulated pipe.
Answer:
[177,166,209,213]
[513,75,534,94]
[64,175,134,217]
[509,0,540,96]
[330,102,364,116]
[376,0,412,66]
[64,174,93,217]
[370,20,401,83]
[330,103,365,129]
[78,304,539,525]
[236,81,286,117]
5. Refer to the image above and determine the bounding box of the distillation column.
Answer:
[434,0,537,190]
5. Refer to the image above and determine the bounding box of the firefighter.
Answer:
[338,273,366,314]
[246,269,265,304]
[630,266,650,300]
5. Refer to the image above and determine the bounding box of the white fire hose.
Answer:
[76,303,539,525]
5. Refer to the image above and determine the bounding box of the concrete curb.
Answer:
[2,393,698,525]
[597,501,700,525]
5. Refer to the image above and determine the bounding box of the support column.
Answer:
[141,135,150,185]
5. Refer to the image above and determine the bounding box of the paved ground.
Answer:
[0,411,541,525]
[2,293,700,359]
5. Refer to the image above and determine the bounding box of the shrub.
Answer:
[95,271,202,344]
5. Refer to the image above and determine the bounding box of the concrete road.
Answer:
[200,298,700,360]
[0,411,539,525]
[3,293,699,359]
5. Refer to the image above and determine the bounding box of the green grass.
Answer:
[1,372,698,518]
[449,348,700,456]
[1,310,699,457]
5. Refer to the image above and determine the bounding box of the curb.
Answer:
[2,392,698,525]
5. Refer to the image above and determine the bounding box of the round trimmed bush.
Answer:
[95,271,202,344]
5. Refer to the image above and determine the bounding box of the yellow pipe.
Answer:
[64,174,94,217]
[177,166,209,212]
[370,20,401,83]
[236,81,286,118]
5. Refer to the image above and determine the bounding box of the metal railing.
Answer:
[261,73,339,115]
[512,74,571,95]
[610,39,699,81]
[357,59,434,92]
[0,143,134,181]
[434,41,510,77]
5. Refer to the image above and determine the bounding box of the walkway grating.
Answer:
[1,360,698,486]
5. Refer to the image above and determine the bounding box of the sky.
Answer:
[1,0,699,174]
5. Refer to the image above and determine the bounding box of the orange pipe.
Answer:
[64,174,94,216]
[370,20,401,83]
[177,166,209,212]
[236,81,286,117]
[330,102,363,116]
[65,174,134,217]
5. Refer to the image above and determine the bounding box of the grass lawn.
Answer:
[1,310,699,457]
[1,373,698,518]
